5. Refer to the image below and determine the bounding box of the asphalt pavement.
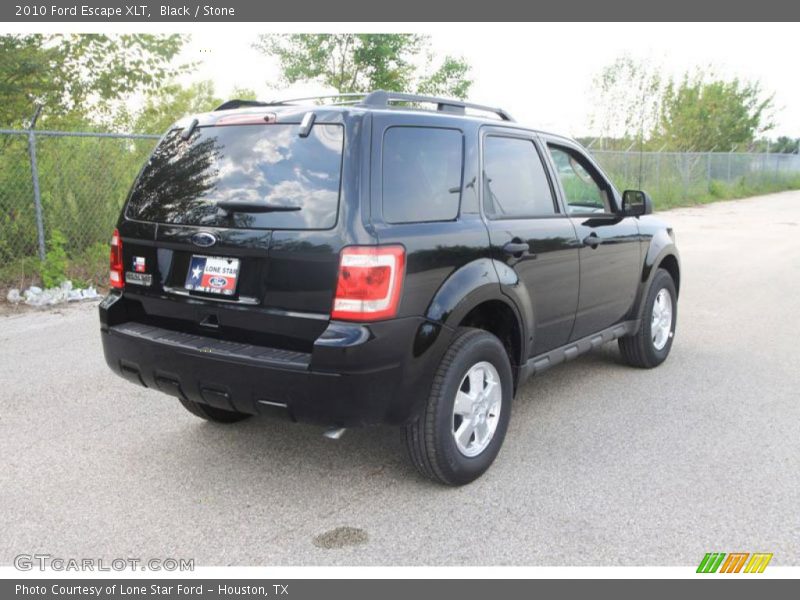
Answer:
[1,191,799,566]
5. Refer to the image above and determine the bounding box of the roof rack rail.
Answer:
[214,99,270,111]
[215,91,514,121]
[360,90,514,122]
[265,93,368,105]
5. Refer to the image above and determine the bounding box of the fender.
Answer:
[422,257,527,363]
[630,224,681,319]
[425,258,502,325]
[492,259,534,354]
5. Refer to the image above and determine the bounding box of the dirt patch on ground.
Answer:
[312,526,369,549]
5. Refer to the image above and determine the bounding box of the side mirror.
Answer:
[622,190,653,217]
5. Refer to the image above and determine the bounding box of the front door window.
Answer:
[548,146,612,215]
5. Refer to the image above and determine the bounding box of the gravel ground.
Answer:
[1,191,799,566]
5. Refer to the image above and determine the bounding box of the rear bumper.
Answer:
[99,294,449,427]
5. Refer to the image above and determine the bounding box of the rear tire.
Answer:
[177,396,251,423]
[619,268,677,368]
[405,327,513,486]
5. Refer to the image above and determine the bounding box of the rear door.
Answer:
[118,113,356,352]
[543,139,641,340]
[366,113,493,321]
[480,128,580,357]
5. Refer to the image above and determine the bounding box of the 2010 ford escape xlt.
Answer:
[100,90,680,485]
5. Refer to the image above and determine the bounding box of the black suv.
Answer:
[100,90,680,485]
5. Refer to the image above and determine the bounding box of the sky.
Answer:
[172,23,800,139]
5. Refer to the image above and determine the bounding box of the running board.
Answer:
[518,320,640,383]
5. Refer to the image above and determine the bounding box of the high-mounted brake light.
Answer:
[109,228,124,289]
[214,113,277,126]
[331,246,405,322]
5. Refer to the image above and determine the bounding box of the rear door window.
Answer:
[382,127,463,224]
[483,135,557,218]
[125,123,344,230]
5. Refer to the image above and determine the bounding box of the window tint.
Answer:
[548,145,611,214]
[483,136,556,218]
[382,127,463,224]
[125,124,344,230]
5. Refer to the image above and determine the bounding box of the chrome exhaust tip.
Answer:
[322,427,346,440]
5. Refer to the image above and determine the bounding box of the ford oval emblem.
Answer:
[191,232,216,248]
[209,276,227,288]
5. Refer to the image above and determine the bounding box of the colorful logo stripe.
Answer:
[697,553,726,573]
[744,553,773,573]
[697,552,773,573]
[719,553,749,573]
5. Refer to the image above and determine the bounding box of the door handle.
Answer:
[502,241,530,256]
[582,234,602,248]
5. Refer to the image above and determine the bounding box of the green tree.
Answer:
[656,74,774,151]
[254,34,472,99]
[130,80,256,133]
[771,136,800,154]
[590,56,663,148]
[590,59,775,152]
[0,34,189,128]
[131,81,257,134]
[0,34,192,283]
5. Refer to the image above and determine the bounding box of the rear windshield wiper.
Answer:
[216,199,302,213]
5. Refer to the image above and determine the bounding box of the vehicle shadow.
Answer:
[149,344,630,487]
[154,406,415,486]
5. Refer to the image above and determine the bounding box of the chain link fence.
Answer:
[590,149,800,207]
[1,127,799,291]
[0,128,159,289]
[0,133,37,264]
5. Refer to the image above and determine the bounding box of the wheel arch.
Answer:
[457,299,524,376]
[631,228,681,320]
[423,258,527,376]
[657,253,680,297]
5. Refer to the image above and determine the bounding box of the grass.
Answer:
[653,175,800,210]
[605,173,800,211]
[0,243,108,301]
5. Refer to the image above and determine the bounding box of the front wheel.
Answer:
[405,327,513,486]
[619,268,677,368]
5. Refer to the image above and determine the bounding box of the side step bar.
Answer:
[518,320,640,384]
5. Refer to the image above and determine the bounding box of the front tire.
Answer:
[619,268,677,368]
[405,327,513,486]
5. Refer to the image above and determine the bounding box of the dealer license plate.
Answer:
[184,255,240,296]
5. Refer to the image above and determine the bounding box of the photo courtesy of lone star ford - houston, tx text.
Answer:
[1,2,799,598]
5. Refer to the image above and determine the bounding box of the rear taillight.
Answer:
[331,246,405,321]
[109,228,124,289]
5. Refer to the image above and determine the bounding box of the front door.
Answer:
[544,141,642,340]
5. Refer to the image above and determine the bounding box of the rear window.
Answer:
[382,127,463,224]
[125,123,344,230]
